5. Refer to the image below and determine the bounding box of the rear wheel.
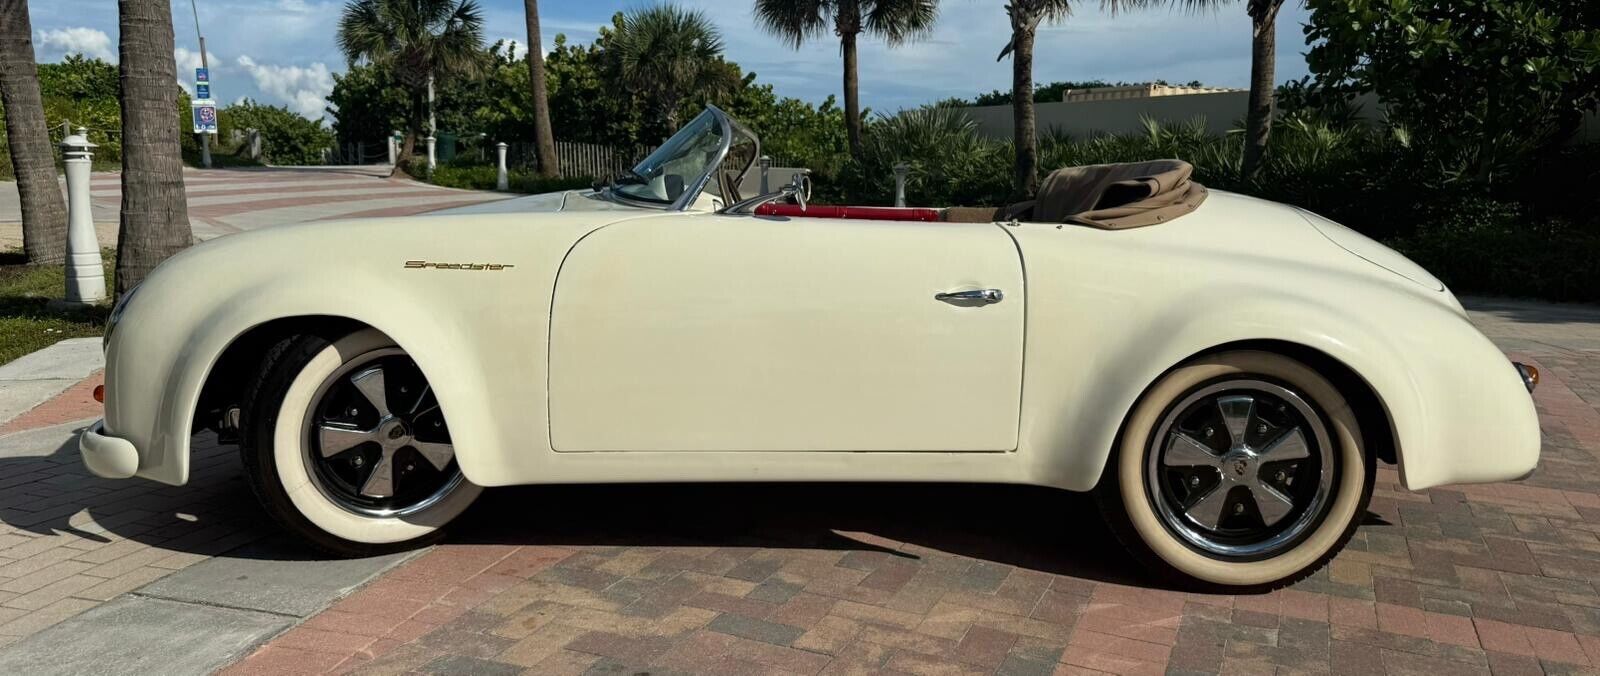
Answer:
[1095,350,1374,591]
[240,329,481,557]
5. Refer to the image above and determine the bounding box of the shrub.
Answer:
[422,161,594,194]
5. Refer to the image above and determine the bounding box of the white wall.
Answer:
[957,91,1599,143]
[959,91,1250,139]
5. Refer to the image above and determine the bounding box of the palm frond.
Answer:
[753,0,833,49]
[864,0,939,46]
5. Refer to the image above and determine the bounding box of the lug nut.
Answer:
[352,456,364,467]
[1189,476,1200,487]
[1234,503,1245,515]
[1204,427,1214,438]
[347,407,359,416]
[1275,471,1286,482]
[1257,423,1268,434]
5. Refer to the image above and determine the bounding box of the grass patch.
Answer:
[0,251,113,365]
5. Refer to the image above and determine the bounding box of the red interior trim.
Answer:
[754,203,942,222]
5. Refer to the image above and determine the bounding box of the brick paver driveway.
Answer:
[209,298,1600,676]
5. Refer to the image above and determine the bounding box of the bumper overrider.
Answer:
[79,419,140,479]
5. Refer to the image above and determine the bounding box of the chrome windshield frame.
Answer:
[599,105,737,212]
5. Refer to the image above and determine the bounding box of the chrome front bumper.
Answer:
[79,419,140,479]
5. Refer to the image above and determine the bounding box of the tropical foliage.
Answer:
[336,0,486,160]
[215,100,335,166]
[328,27,848,173]
[754,0,939,156]
[1304,0,1600,184]
[613,4,736,133]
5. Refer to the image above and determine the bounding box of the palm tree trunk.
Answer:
[0,0,68,265]
[841,29,863,159]
[1010,18,1039,198]
[115,0,192,294]
[1241,0,1281,180]
[524,0,560,178]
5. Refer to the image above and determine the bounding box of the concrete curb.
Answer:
[0,338,104,429]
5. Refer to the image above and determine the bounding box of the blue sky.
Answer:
[28,0,1315,121]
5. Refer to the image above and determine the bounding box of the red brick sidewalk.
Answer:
[220,345,1600,676]
[0,372,266,649]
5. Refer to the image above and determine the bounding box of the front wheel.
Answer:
[240,328,481,557]
[1095,350,1374,591]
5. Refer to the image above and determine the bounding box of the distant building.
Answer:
[957,83,1251,139]
[1059,84,1244,103]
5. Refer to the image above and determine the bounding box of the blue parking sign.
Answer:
[196,83,210,99]
[196,67,208,83]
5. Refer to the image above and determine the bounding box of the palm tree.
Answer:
[116,0,193,293]
[337,0,485,163]
[998,0,1145,197]
[997,0,1071,197]
[614,4,734,134]
[754,0,939,158]
[0,0,68,265]
[1147,0,1280,178]
[523,0,559,178]
[1241,0,1284,179]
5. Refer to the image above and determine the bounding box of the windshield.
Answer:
[611,109,728,205]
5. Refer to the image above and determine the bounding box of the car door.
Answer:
[546,212,1025,452]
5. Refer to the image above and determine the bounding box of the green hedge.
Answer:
[411,159,595,195]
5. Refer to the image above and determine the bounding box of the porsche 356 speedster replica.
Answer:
[80,106,1540,590]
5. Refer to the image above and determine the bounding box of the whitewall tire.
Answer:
[240,328,481,556]
[1096,350,1374,590]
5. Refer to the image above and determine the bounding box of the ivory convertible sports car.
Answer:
[80,106,1540,590]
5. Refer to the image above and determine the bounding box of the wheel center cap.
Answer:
[1222,452,1252,478]
[379,419,410,444]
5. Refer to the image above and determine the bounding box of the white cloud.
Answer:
[236,55,335,120]
[36,27,113,61]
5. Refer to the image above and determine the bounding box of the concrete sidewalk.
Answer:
[1,165,509,247]
[0,339,416,675]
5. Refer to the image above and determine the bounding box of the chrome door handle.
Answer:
[935,288,1004,305]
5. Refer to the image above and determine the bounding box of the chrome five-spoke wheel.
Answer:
[1148,380,1334,559]
[306,349,463,517]
[242,329,481,557]
[1099,351,1373,590]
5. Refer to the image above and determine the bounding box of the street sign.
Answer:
[196,83,210,99]
[195,67,209,83]
[192,100,218,134]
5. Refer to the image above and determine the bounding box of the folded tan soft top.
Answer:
[942,159,1208,228]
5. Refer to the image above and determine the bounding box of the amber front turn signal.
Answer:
[1514,362,1539,392]
[93,385,104,403]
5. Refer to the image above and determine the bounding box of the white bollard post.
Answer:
[758,155,772,194]
[496,142,509,191]
[426,136,437,172]
[248,129,262,160]
[60,129,106,305]
[387,135,396,165]
[893,162,910,208]
[356,141,365,166]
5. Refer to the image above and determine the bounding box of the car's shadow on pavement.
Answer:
[451,481,1163,589]
[8,425,1375,592]
[0,425,1168,586]
[0,425,331,562]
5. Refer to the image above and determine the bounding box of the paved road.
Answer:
[0,166,509,248]
[0,297,1596,675]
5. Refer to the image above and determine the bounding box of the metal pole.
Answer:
[496,142,509,191]
[893,162,910,207]
[758,155,772,194]
[190,0,212,168]
[426,136,437,172]
[61,129,106,305]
